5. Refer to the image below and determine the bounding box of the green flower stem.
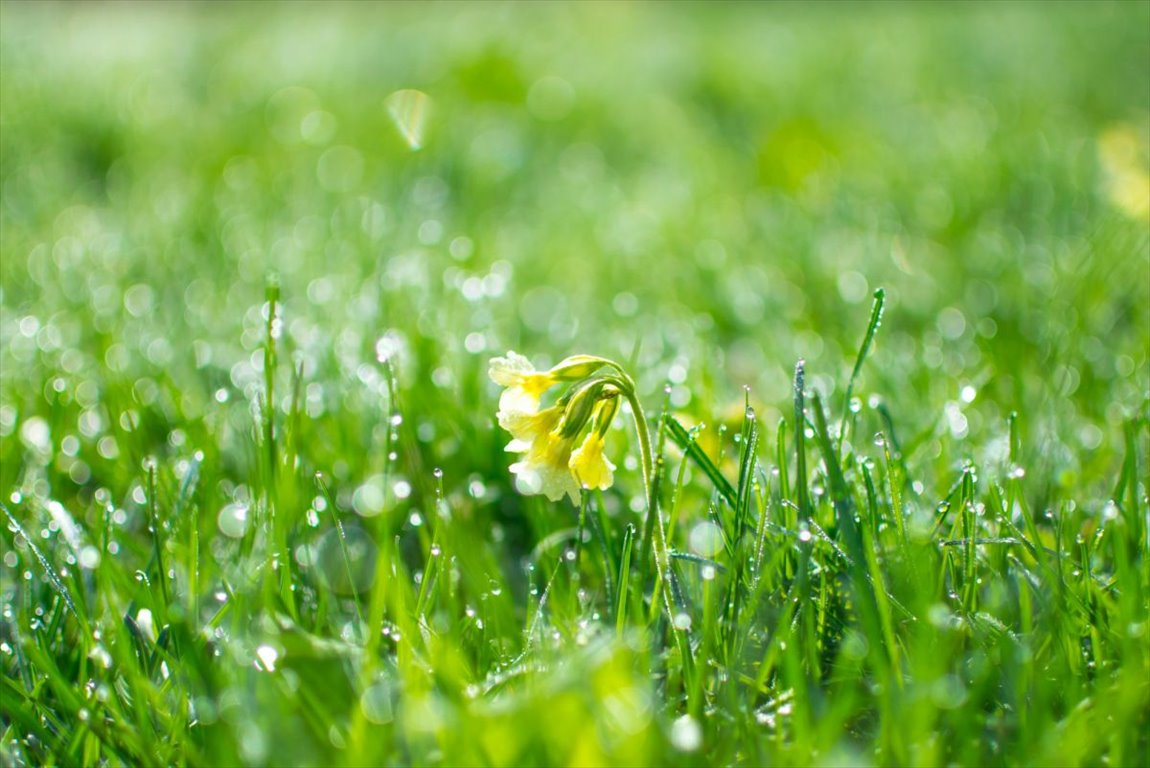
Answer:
[620,383,695,677]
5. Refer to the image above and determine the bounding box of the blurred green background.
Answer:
[3,4,1147,492]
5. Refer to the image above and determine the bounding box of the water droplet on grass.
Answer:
[689,521,723,557]
[670,714,702,752]
[217,503,249,538]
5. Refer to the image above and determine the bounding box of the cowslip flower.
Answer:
[490,352,608,425]
[490,351,621,502]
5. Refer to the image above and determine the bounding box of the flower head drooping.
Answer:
[490,352,612,428]
[570,397,619,492]
[489,352,623,503]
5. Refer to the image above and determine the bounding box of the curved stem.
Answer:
[624,390,661,566]
[622,388,694,673]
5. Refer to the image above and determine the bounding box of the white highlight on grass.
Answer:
[670,714,702,752]
[217,503,249,539]
[79,546,101,569]
[352,475,386,517]
[386,89,431,151]
[19,417,51,456]
[255,645,278,673]
[136,609,155,640]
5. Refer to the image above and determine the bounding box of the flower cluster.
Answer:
[489,351,625,503]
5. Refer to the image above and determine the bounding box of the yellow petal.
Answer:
[510,432,580,503]
[500,405,563,445]
[488,351,536,386]
[498,386,540,420]
[569,433,615,491]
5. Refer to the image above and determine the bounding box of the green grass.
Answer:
[1,3,1148,766]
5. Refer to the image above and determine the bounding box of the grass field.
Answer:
[1,3,1148,766]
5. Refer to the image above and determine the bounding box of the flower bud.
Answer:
[547,355,611,381]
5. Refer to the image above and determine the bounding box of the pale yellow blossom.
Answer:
[569,431,615,491]
[500,405,563,452]
[509,430,580,503]
[491,351,622,504]
[489,351,557,418]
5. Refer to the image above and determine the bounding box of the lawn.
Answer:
[1,3,1148,766]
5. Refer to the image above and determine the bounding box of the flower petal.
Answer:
[498,387,540,420]
[488,351,535,386]
[570,433,615,491]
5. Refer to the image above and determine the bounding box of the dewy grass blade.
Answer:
[839,288,885,455]
[3,504,78,621]
[666,416,737,508]
[315,473,368,630]
[735,396,759,544]
[615,523,634,635]
[143,461,170,616]
[793,360,810,523]
[725,395,759,648]
[810,391,891,672]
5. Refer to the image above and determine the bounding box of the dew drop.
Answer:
[670,714,702,752]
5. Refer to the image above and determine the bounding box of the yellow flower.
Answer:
[509,430,580,503]
[490,351,621,504]
[489,351,557,418]
[499,405,563,452]
[569,431,615,492]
